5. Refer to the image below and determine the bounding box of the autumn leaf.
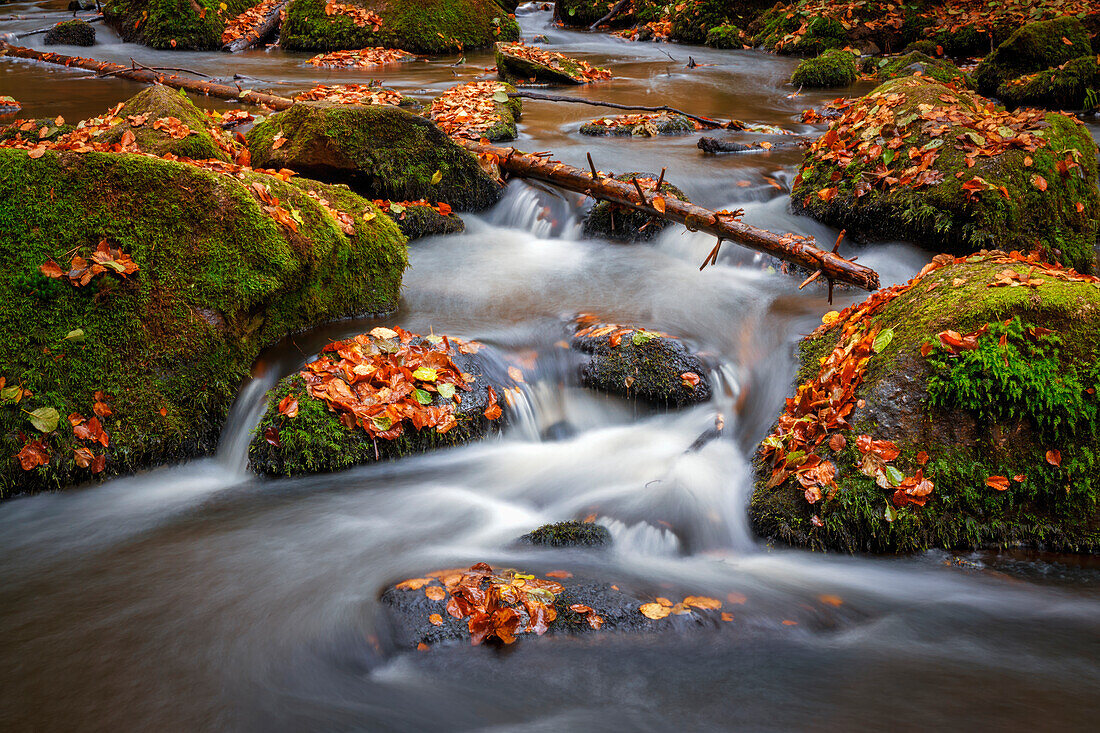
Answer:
[1045,449,1061,467]
[818,594,843,607]
[26,406,60,433]
[425,585,446,601]
[652,195,666,213]
[430,170,443,185]
[639,602,671,620]
[683,595,722,610]
[986,475,1010,491]
[396,577,432,590]
[16,438,50,471]
[429,613,443,626]
[916,451,929,465]
[277,396,299,418]
[545,570,572,579]
[1031,174,1048,192]
[828,433,846,451]
[40,260,64,279]
[680,371,701,389]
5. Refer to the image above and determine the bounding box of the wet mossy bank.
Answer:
[0,148,407,497]
[750,255,1100,554]
[103,0,255,50]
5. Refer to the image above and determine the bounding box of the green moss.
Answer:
[100,86,230,162]
[867,51,972,87]
[247,102,502,211]
[753,8,847,56]
[902,39,938,56]
[0,148,407,497]
[556,0,622,28]
[751,258,1100,553]
[705,24,743,49]
[998,55,1100,110]
[791,49,857,88]
[1,119,74,143]
[974,16,1092,95]
[44,19,96,46]
[389,204,465,241]
[574,329,712,405]
[517,520,612,547]
[103,0,254,50]
[280,0,520,54]
[793,77,1100,271]
[670,0,730,45]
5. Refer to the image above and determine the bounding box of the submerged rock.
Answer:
[495,42,611,85]
[280,0,519,54]
[379,202,465,241]
[750,252,1100,554]
[247,102,502,211]
[974,17,1092,98]
[44,19,96,46]
[791,49,857,88]
[103,0,254,50]
[517,520,612,548]
[582,171,689,242]
[248,329,508,476]
[572,318,712,406]
[99,86,233,162]
[0,147,406,497]
[578,112,694,137]
[791,76,1100,271]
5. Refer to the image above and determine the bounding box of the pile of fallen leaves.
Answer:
[581,112,701,136]
[306,47,417,68]
[499,42,612,82]
[296,326,499,441]
[323,1,382,29]
[8,380,114,474]
[612,20,673,42]
[371,199,453,219]
[221,0,285,46]
[801,78,1054,201]
[429,81,513,140]
[294,84,403,106]
[572,316,702,390]
[39,240,139,287]
[0,95,21,116]
[395,563,578,646]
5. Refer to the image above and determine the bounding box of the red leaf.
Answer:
[986,475,1010,491]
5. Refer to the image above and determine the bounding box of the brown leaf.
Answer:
[277,395,299,418]
[986,475,1010,491]
[425,585,446,601]
[1045,449,1061,467]
[828,433,846,451]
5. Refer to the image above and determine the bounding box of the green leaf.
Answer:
[922,138,944,151]
[27,406,59,433]
[882,149,896,166]
[290,208,303,224]
[425,334,444,345]
[103,261,126,273]
[63,329,85,343]
[785,450,806,466]
[238,89,252,99]
[412,366,438,382]
[389,202,406,214]
[437,383,456,400]
[430,170,443,185]
[631,330,655,346]
[886,465,905,486]
[372,415,392,431]
[491,90,509,103]
[1,385,21,404]
[414,388,433,405]
[872,328,894,353]
[883,504,896,522]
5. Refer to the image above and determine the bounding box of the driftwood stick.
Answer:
[589,0,631,30]
[586,151,600,180]
[222,1,286,53]
[507,90,731,129]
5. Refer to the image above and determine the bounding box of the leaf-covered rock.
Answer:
[495,42,611,85]
[99,86,233,162]
[865,51,972,88]
[997,55,1100,111]
[103,0,255,50]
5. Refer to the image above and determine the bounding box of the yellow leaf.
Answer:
[652,195,666,213]
[639,603,671,620]
[430,170,443,184]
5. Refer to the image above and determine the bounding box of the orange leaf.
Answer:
[429,613,443,626]
[986,475,1010,491]
[652,195,666,213]
[640,602,671,619]
[683,595,722,610]
[425,585,446,601]
[1045,449,1061,467]
[1030,174,1047,192]
[277,395,299,418]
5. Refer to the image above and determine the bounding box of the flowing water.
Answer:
[2,3,1100,731]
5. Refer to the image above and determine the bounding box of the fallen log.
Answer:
[222,0,286,53]
[0,41,879,291]
[458,139,879,291]
[0,41,295,110]
[589,0,631,30]
[698,136,801,154]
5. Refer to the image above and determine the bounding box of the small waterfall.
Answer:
[485,182,585,239]
[214,362,282,477]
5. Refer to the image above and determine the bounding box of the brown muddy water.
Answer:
[2,2,1100,731]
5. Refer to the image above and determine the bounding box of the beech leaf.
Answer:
[27,406,60,433]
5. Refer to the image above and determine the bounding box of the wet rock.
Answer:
[749,253,1100,554]
[670,0,770,45]
[0,147,406,497]
[997,55,1099,111]
[103,0,255,50]
[864,51,972,88]
[247,102,502,211]
[791,49,857,88]
[572,319,712,406]
[583,171,689,242]
[428,80,521,143]
[697,136,796,154]
[517,521,612,548]
[385,203,465,241]
[791,76,1100,271]
[248,330,508,477]
[44,19,96,47]
[280,0,519,54]
[578,112,694,137]
[974,17,1092,98]
[100,86,233,162]
[705,23,743,49]
[495,42,610,85]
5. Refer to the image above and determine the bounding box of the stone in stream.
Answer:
[863,51,972,89]
[516,520,613,548]
[996,55,1099,111]
[103,0,257,50]
[248,329,511,477]
[246,102,503,211]
[378,563,723,650]
[973,17,1093,99]
[381,202,465,241]
[99,86,235,162]
[279,0,519,54]
[571,318,712,406]
[750,252,1100,554]
[43,19,96,47]
[495,42,611,85]
[0,143,407,497]
[428,80,522,144]
[790,49,857,88]
[578,112,694,137]
[791,76,1100,272]
[670,0,771,45]
[582,171,690,242]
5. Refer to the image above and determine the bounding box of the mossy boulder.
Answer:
[974,17,1092,96]
[578,113,694,137]
[247,102,502,211]
[750,253,1100,554]
[247,338,506,476]
[100,86,231,162]
[997,56,1100,110]
[43,19,96,46]
[751,8,848,56]
[573,323,712,406]
[864,51,972,88]
[495,43,609,85]
[705,23,743,49]
[103,0,254,50]
[386,203,465,241]
[428,80,521,143]
[280,0,520,54]
[1,119,75,143]
[0,148,407,497]
[792,77,1100,271]
[555,0,630,28]
[791,49,857,88]
[517,520,612,548]
[583,171,689,242]
[901,39,938,56]
[670,0,770,45]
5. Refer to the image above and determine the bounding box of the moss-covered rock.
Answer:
[280,0,519,54]
[495,42,610,85]
[43,19,96,46]
[385,203,465,241]
[583,171,689,242]
[750,253,1100,553]
[974,17,1092,96]
[864,51,972,88]
[997,56,1100,110]
[99,86,231,162]
[428,80,521,143]
[1,119,75,143]
[792,77,1100,271]
[555,0,629,28]
[669,0,770,45]
[517,520,612,547]
[578,112,694,137]
[247,339,505,476]
[0,148,407,497]
[247,102,502,211]
[573,322,711,405]
[901,39,938,56]
[751,8,848,56]
[103,0,254,50]
[791,49,857,88]
[705,23,743,49]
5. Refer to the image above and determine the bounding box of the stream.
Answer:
[2,3,1100,731]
